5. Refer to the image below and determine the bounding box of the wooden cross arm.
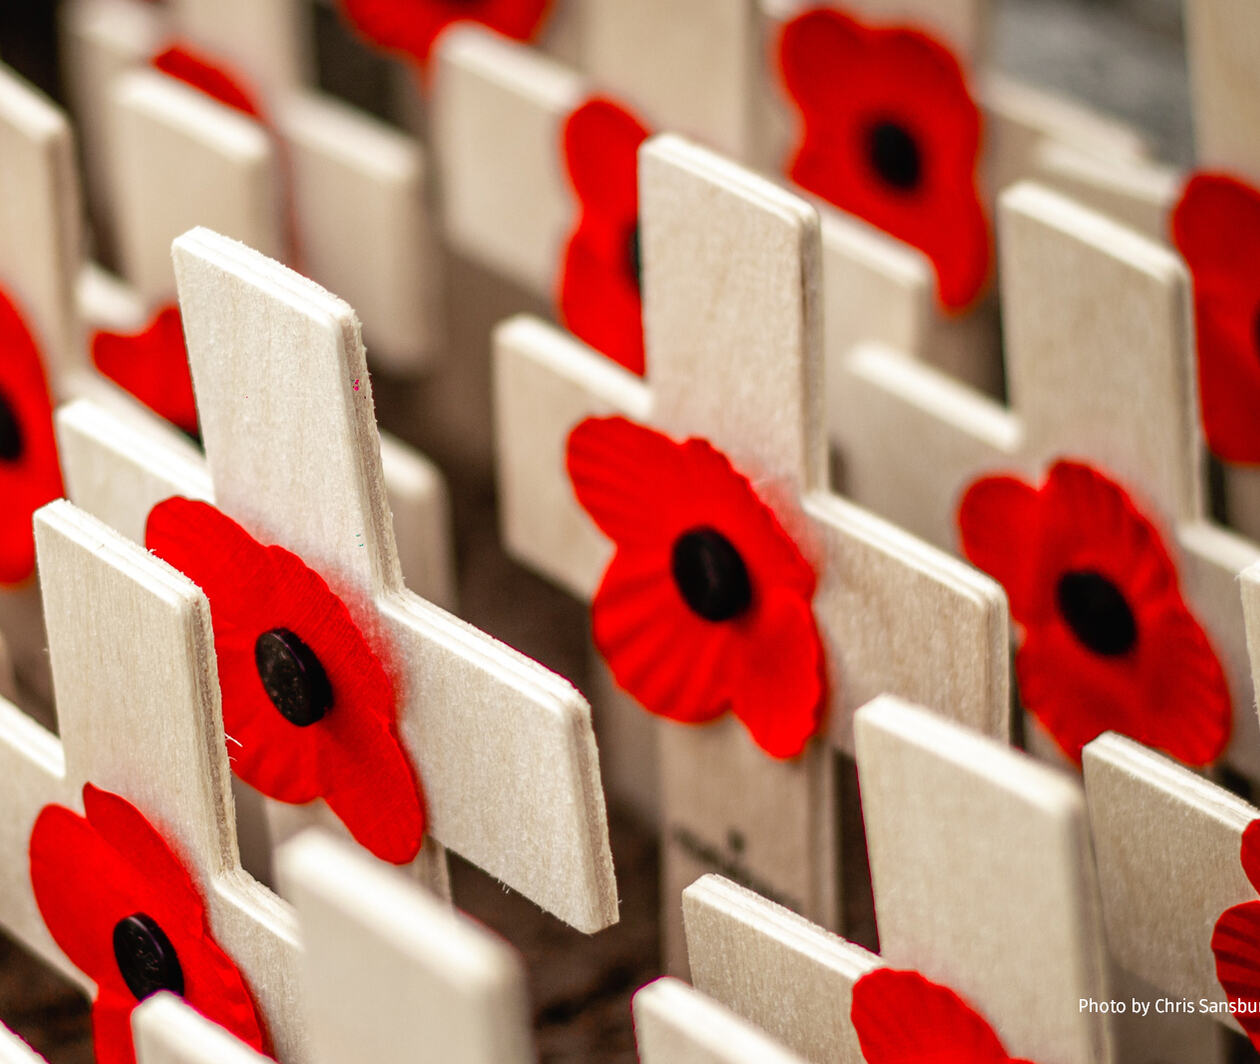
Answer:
[380,590,618,933]
[1082,732,1253,1027]
[493,314,653,601]
[134,995,270,1064]
[682,874,879,1064]
[633,977,812,1064]
[807,499,1009,749]
[277,830,535,1064]
[56,398,458,611]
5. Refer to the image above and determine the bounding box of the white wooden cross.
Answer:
[57,226,617,934]
[62,0,441,373]
[132,827,809,1064]
[680,693,1120,1064]
[1077,560,1260,1053]
[0,498,311,1061]
[572,0,1156,391]
[0,60,451,697]
[432,23,988,411]
[832,180,1260,775]
[131,827,534,1064]
[494,132,1009,965]
[0,1030,45,1064]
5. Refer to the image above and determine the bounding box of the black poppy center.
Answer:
[0,390,23,463]
[1055,570,1138,657]
[671,527,753,622]
[113,913,184,1001]
[865,120,922,191]
[1252,302,1260,363]
[626,224,643,291]
[254,627,333,727]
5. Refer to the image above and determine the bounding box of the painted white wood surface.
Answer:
[0,1030,47,1064]
[633,977,811,1064]
[62,228,616,933]
[495,134,1008,964]
[834,181,1260,774]
[684,689,1116,1064]
[71,4,440,371]
[134,996,270,1064]
[682,874,881,1064]
[854,695,1111,1064]
[0,501,307,1061]
[278,830,534,1064]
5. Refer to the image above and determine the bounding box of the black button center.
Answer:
[866,120,922,191]
[626,224,643,291]
[671,527,753,622]
[0,391,23,463]
[112,913,184,1001]
[1055,570,1137,657]
[254,627,333,726]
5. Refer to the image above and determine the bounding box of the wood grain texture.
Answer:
[432,26,582,295]
[0,501,308,1060]
[855,695,1112,1064]
[1082,732,1254,1034]
[277,830,534,1064]
[633,977,810,1064]
[1182,0,1260,183]
[835,182,1260,775]
[495,133,1008,967]
[579,0,760,159]
[0,62,83,379]
[169,229,615,932]
[681,874,879,1064]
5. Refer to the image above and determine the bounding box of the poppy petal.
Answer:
[727,590,826,759]
[563,97,648,216]
[1242,820,1260,894]
[1213,900,1260,1046]
[320,728,426,865]
[1171,172,1260,462]
[91,307,198,437]
[0,288,63,585]
[93,994,139,1064]
[778,7,990,310]
[851,968,1013,1064]
[957,474,1040,616]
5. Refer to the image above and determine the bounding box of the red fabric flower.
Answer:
[0,288,64,585]
[558,98,651,376]
[958,460,1230,765]
[29,784,268,1064]
[566,416,826,758]
[777,7,990,311]
[1213,820,1260,1047]
[336,0,552,68]
[145,498,425,864]
[1171,172,1260,463]
[851,968,1035,1064]
[91,306,198,438]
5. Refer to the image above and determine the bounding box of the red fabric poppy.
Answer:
[566,416,826,758]
[777,7,990,311]
[1171,172,1260,463]
[558,97,651,376]
[91,305,198,438]
[335,0,551,68]
[145,498,425,864]
[851,968,1034,1064]
[958,459,1230,765]
[1213,820,1260,1046]
[29,784,268,1064]
[0,288,64,586]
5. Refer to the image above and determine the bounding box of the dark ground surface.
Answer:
[0,1,1206,1061]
